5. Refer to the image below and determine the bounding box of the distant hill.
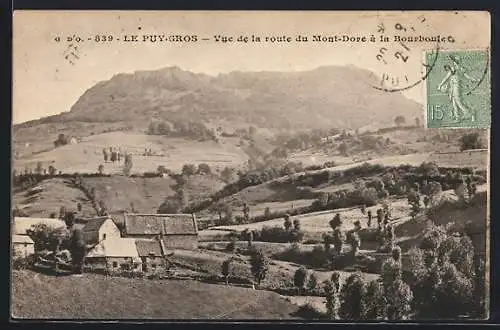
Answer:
[16,65,423,131]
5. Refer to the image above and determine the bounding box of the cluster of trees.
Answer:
[407,173,479,220]
[407,224,485,318]
[12,163,58,189]
[319,223,486,320]
[459,132,485,151]
[247,215,305,243]
[147,119,217,142]
[318,245,411,320]
[221,247,270,289]
[53,133,70,148]
[181,163,212,176]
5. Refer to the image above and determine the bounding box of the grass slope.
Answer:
[12,178,95,218]
[14,131,249,174]
[11,270,301,320]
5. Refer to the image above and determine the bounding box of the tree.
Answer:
[224,205,234,225]
[323,233,332,253]
[97,200,108,216]
[367,210,373,227]
[283,214,292,231]
[222,258,233,285]
[294,266,308,295]
[318,192,329,208]
[35,161,43,175]
[381,257,413,320]
[394,115,406,127]
[157,121,171,135]
[247,230,254,248]
[197,163,211,175]
[249,249,269,288]
[293,219,301,231]
[347,231,361,258]
[339,272,367,320]
[157,165,169,175]
[364,280,386,320]
[386,225,396,250]
[307,272,318,293]
[242,203,250,223]
[123,154,133,176]
[182,164,197,176]
[220,166,236,183]
[264,207,271,219]
[424,181,442,207]
[157,198,182,214]
[324,280,338,319]
[330,213,342,231]
[59,206,67,220]
[98,164,104,175]
[26,223,68,252]
[338,142,348,157]
[407,190,421,219]
[48,165,56,176]
[459,132,484,151]
[332,227,345,256]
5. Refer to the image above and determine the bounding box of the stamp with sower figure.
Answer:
[425,49,490,128]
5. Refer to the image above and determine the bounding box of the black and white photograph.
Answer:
[11,11,490,321]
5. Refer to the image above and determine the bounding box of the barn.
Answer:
[123,213,198,250]
[12,234,35,259]
[81,216,121,245]
[135,239,168,273]
[85,237,142,274]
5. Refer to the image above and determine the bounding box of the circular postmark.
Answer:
[366,14,446,93]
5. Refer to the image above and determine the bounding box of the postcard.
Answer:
[11,10,490,321]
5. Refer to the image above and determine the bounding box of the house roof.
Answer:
[13,217,66,235]
[135,239,163,257]
[12,234,34,244]
[124,213,197,236]
[86,238,139,258]
[82,217,112,233]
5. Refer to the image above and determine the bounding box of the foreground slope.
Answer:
[11,270,301,319]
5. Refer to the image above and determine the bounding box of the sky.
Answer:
[13,11,490,124]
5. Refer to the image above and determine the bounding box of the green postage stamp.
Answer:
[425,49,491,128]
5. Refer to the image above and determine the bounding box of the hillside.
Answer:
[11,270,301,319]
[16,65,422,132]
[12,174,226,217]
[13,131,251,174]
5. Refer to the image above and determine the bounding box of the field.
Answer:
[211,196,411,233]
[13,131,250,174]
[11,270,301,319]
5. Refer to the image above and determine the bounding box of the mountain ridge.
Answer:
[15,65,423,131]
